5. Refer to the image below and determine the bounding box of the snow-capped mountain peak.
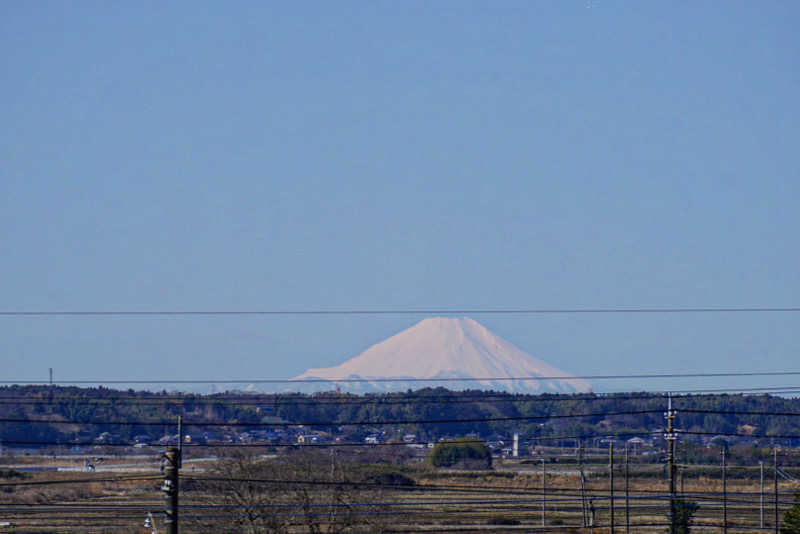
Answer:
[292,317,591,394]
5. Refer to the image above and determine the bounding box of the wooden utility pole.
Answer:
[162,447,180,534]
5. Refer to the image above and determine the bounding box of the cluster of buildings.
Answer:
[82,427,664,452]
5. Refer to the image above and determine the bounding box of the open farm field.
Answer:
[1,450,798,533]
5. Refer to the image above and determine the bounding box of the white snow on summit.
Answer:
[292,317,591,394]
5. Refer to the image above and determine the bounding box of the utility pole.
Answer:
[162,447,180,534]
[541,457,546,527]
[177,416,183,469]
[625,444,630,534]
[609,442,615,533]
[722,448,727,534]
[774,448,779,534]
[579,442,589,527]
[758,461,764,528]
[664,393,677,534]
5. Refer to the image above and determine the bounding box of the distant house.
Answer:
[627,437,645,453]
[157,434,180,446]
[133,434,153,444]
[183,434,202,444]
[202,432,222,443]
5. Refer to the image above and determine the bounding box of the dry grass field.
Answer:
[0,451,798,533]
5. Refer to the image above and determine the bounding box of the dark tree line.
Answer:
[1,386,799,449]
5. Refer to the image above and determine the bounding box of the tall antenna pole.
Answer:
[665,392,677,534]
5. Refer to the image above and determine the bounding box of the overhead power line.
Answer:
[0,475,160,487]
[1,306,799,317]
[5,370,800,385]
[681,408,800,417]
[0,430,666,449]
[2,407,799,429]
[3,425,799,450]
[0,386,798,406]
[181,476,790,501]
[0,478,786,502]
[5,407,800,428]
[680,429,800,440]
[0,408,664,427]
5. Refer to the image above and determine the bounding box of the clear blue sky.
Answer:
[1,1,798,392]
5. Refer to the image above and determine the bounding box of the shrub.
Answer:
[428,439,492,469]
[669,498,699,534]
[487,515,520,525]
[364,470,416,487]
[0,469,29,480]
[781,492,800,534]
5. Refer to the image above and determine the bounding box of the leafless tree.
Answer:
[184,449,392,534]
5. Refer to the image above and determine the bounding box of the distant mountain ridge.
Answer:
[292,317,591,394]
